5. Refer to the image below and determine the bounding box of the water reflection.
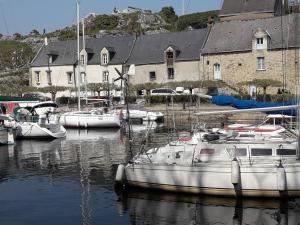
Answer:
[1,127,299,225]
[116,189,300,225]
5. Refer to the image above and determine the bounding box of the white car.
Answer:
[150,88,178,96]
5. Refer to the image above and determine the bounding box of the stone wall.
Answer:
[202,48,300,94]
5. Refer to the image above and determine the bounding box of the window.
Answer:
[149,71,156,81]
[80,72,86,84]
[276,149,296,156]
[80,54,85,65]
[168,68,174,79]
[48,55,53,64]
[166,51,174,66]
[257,57,265,70]
[251,148,272,156]
[206,60,210,65]
[235,148,247,157]
[102,53,108,65]
[256,38,264,49]
[103,71,109,83]
[35,71,40,84]
[67,72,73,84]
[46,70,52,84]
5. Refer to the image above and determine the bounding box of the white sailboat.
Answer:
[115,105,300,198]
[15,102,67,139]
[59,1,121,128]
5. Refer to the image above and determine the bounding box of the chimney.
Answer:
[44,37,48,46]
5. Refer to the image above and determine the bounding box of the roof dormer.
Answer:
[46,50,59,64]
[100,47,116,65]
[252,28,271,51]
[80,48,94,66]
[164,46,180,67]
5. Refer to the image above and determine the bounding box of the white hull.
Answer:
[59,112,121,128]
[117,137,300,197]
[124,110,164,122]
[16,122,66,139]
[124,162,300,197]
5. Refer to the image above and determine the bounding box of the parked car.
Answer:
[23,92,51,101]
[150,88,178,96]
[176,87,191,95]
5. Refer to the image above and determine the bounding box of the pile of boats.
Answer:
[115,108,300,198]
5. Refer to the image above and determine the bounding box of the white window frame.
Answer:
[80,72,86,84]
[102,53,108,65]
[46,70,52,84]
[80,54,85,65]
[35,71,40,84]
[256,38,264,50]
[103,71,109,83]
[149,71,156,81]
[67,72,73,84]
[257,57,266,70]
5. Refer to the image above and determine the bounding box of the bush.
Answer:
[56,96,77,105]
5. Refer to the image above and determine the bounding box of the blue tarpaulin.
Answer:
[211,95,297,116]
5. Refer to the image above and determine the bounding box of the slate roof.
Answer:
[126,29,209,65]
[220,0,278,17]
[202,14,300,54]
[31,35,135,67]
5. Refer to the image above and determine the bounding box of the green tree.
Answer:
[159,7,178,24]
[239,79,282,101]
[177,10,219,31]
[38,86,68,101]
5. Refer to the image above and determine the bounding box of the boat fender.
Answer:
[231,158,240,185]
[277,163,286,191]
[115,164,126,183]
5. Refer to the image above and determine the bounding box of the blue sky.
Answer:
[0,0,222,35]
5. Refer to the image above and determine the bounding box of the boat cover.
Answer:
[212,95,297,116]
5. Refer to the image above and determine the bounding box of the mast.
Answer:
[82,17,88,105]
[77,0,81,111]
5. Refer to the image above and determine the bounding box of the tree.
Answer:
[38,86,68,101]
[13,33,23,40]
[87,83,103,97]
[239,79,282,101]
[159,7,178,24]
[30,29,40,36]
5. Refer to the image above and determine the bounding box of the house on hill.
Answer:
[219,0,286,21]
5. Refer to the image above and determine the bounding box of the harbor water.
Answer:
[0,124,300,225]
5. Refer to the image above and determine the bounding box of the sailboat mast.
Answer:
[77,0,81,111]
[82,17,88,105]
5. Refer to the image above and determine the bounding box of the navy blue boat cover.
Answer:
[211,95,297,116]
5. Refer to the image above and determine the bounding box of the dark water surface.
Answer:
[0,125,300,225]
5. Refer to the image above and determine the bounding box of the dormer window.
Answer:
[166,51,174,66]
[35,71,40,84]
[80,54,85,65]
[102,53,108,65]
[256,38,264,50]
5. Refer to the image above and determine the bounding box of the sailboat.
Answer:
[115,104,300,198]
[59,1,121,128]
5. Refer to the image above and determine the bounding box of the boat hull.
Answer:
[124,163,300,197]
[59,113,121,128]
[16,123,66,139]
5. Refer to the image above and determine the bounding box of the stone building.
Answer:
[201,14,300,95]
[219,0,285,22]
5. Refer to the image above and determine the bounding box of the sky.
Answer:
[0,0,222,35]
